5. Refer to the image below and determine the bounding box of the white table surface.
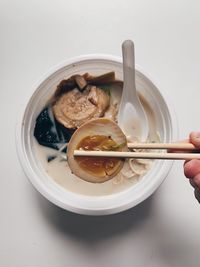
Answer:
[1,0,200,266]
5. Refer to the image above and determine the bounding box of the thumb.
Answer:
[189,132,200,148]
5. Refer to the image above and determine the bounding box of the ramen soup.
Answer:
[33,72,160,196]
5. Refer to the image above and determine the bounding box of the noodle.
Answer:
[118,133,161,183]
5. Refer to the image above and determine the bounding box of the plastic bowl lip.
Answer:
[16,54,179,216]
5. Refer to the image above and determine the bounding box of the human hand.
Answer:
[184,132,200,202]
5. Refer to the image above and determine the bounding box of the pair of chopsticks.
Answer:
[74,142,200,160]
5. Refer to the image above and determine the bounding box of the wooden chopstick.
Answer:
[74,150,200,160]
[127,142,196,150]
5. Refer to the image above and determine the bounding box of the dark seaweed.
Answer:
[47,155,57,162]
[34,106,74,150]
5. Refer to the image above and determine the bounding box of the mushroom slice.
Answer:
[53,86,110,129]
[74,75,87,91]
[87,71,115,85]
[67,118,127,183]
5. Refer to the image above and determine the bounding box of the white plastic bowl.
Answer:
[16,55,178,215]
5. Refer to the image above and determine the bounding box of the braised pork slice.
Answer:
[52,86,110,129]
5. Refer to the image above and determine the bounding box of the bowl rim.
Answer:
[15,54,178,215]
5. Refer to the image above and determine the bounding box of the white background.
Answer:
[1,0,200,266]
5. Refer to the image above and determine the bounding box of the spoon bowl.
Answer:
[118,40,149,142]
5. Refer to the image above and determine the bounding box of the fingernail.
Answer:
[192,132,200,139]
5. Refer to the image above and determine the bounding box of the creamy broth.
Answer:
[33,80,160,196]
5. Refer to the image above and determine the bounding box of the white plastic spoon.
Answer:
[118,40,149,142]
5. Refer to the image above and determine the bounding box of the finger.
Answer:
[189,179,197,189]
[189,132,200,148]
[194,188,200,203]
[184,159,200,178]
[184,159,190,166]
[193,173,200,188]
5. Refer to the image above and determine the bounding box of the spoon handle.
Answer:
[122,40,137,99]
